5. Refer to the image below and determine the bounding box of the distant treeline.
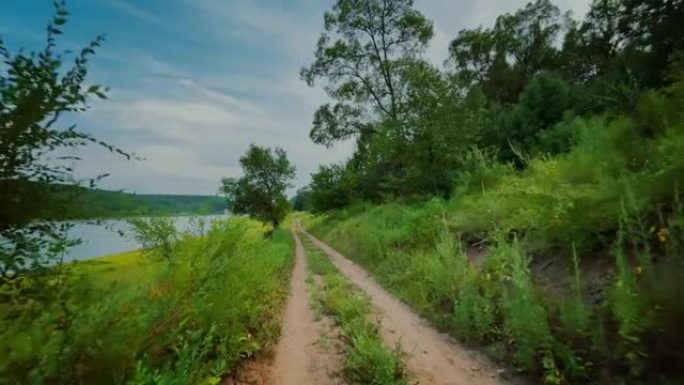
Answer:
[44,184,226,219]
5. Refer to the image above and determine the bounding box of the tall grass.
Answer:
[303,94,684,383]
[0,217,293,385]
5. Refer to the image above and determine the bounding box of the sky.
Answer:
[1,0,591,196]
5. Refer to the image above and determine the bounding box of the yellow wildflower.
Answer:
[657,227,668,243]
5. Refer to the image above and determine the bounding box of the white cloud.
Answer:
[98,0,167,27]
[78,54,351,194]
[72,0,592,195]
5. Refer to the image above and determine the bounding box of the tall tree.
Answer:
[618,0,684,87]
[449,28,497,85]
[393,59,487,197]
[449,0,564,104]
[301,0,433,147]
[221,145,295,229]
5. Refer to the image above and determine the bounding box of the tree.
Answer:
[617,0,684,88]
[0,2,127,282]
[291,187,312,212]
[494,71,577,161]
[449,28,497,85]
[301,0,433,147]
[449,0,564,104]
[560,0,622,82]
[309,163,355,211]
[221,145,295,229]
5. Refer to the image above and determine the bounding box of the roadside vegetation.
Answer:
[0,6,293,384]
[0,217,293,384]
[301,118,684,382]
[303,235,407,385]
[297,0,684,383]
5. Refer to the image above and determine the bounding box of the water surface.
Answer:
[64,215,228,262]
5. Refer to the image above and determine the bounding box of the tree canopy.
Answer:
[221,145,295,229]
[304,0,684,203]
[301,0,434,147]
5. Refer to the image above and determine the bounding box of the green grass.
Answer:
[69,250,154,288]
[301,107,684,383]
[303,236,408,385]
[0,217,293,385]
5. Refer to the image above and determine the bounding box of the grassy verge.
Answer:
[304,204,684,384]
[302,235,408,385]
[1,217,293,385]
[301,155,683,385]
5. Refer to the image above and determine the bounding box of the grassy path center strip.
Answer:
[301,232,409,385]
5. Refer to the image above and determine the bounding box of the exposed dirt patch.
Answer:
[531,251,616,306]
[303,229,515,385]
[465,241,488,266]
[269,228,343,385]
[464,238,616,307]
[224,353,274,385]
[311,303,347,385]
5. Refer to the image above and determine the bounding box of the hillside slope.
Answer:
[46,185,226,219]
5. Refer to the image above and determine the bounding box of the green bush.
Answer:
[0,218,293,385]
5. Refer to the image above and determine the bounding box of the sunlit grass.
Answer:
[70,250,154,288]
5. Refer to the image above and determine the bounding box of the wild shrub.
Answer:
[127,217,179,260]
[453,148,513,197]
[452,267,496,343]
[495,242,556,374]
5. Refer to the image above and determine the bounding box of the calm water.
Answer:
[63,215,229,262]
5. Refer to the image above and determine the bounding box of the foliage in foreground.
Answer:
[0,218,293,385]
[0,2,129,281]
[303,236,407,385]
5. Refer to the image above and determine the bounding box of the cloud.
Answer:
[97,0,167,27]
[77,54,351,195]
[63,0,592,195]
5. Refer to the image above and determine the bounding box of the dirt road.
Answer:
[269,228,341,385]
[301,227,508,385]
[261,224,511,385]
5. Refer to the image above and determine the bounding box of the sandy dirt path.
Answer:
[269,228,340,385]
[302,228,509,385]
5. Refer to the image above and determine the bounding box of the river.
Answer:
[63,215,229,262]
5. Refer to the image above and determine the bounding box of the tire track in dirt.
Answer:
[269,228,340,385]
[301,228,510,385]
